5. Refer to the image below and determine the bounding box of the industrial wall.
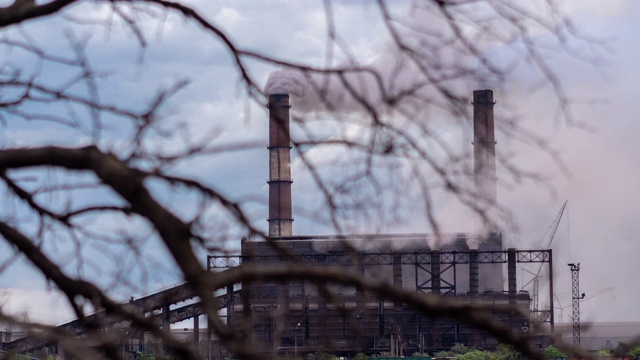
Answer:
[223,233,531,357]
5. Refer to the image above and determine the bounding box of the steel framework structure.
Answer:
[208,247,554,356]
[208,248,554,326]
[209,249,551,268]
[569,263,582,347]
[4,247,554,359]
[4,282,240,355]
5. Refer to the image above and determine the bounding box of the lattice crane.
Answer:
[523,201,567,319]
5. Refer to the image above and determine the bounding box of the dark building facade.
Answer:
[207,233,546,357]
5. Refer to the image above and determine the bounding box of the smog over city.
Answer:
[0,1,638,359]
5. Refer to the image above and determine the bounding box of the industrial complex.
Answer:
[1,90,560,359]
[203,90,554,358]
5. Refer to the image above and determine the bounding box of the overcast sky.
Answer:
[0,0,639,329]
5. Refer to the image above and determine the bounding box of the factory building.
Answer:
[207,90,554,358]
[0,90,554,360]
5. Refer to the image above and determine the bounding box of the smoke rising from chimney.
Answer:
[264,45,494,118]
[265,70,307,97]
[264,48,426,115]
[264,68,377,114]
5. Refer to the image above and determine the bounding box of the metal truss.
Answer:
[516,251,551,263]
[208,249,555,329]
[415,262,456,295]
[208,249,551,269]
[569,263,582,347]
[6,279,240,354]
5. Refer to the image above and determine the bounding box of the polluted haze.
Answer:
[0,0,637,327]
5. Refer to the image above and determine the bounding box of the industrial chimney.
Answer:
[473,90,503,292]
[472,89,497,210]
[267,94,293,237]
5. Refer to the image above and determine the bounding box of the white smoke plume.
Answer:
[263,45,454,116]
[264,68,391,115]
[264,70,308,97]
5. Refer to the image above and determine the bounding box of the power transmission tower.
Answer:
[568,263,585,347]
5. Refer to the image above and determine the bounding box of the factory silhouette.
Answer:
[207,89,553,357]
[2,90,555,359]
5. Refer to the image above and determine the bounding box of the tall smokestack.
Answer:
[268,94,293,237]
[473,89,497,210]
[473,90,504,292]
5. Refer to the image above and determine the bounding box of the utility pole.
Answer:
[568,263,585,348]
[295,322,301,357]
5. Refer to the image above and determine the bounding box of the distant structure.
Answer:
[473,90,498,210]
[267,94,294,237]
[207,90,554,359]
[2,91,556,360]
